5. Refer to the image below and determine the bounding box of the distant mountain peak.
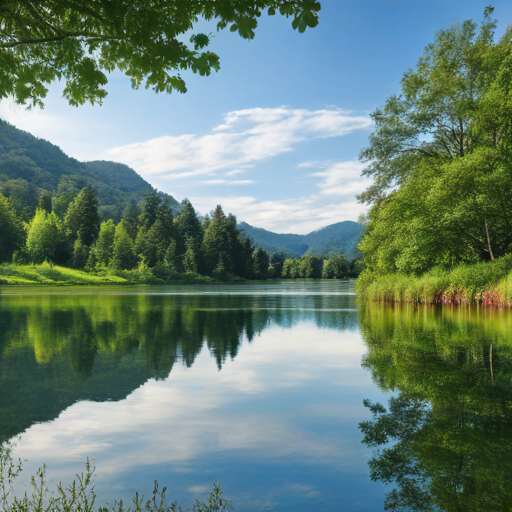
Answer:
[238,220,363,257]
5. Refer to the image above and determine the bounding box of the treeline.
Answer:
[357,11,512,282]
[270,253,363,279]
[1,187,272,280]
[0,187,361,281]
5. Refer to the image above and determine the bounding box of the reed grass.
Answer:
[356,255,512,306]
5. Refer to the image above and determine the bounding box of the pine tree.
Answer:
[139,193,161,230]
[111,221,136,270]
[253,247,270,279]
[72,236,89,269]
[233,235,255,279]
[122,204,140,239]
[183,236,200,273]
[176,199,202,242]
[212,255,229,281]
[92,219,116,267]
[164,240,183,273]
[135,194,175,266]
[64,187,100,246]
[203,205,236,275]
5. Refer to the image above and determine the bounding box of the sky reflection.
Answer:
[3,283,387,511]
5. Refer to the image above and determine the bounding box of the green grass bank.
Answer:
[356,255,512,307]
[0,262,215,285]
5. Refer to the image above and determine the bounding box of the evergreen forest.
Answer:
[0,183,360,282]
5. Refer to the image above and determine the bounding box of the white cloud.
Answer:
[188,158,371,233]
[190,194,367,234]
[202,179,255,186]
[225,169,247,176]
[103,107,372,179]
[311,160,372,197]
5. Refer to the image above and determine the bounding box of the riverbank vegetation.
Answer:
[0,443,229,512]
[0,262,215,285]
[356,9,512,303]
[357,255,512,306]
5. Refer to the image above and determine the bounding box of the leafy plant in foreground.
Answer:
[0,443,230,512]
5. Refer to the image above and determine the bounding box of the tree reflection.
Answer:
[359,303,512,511]
[0,290,356,442]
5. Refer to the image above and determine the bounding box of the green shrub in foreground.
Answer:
[0,443,230,512]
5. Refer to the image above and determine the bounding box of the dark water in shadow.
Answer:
[2,283,511,511]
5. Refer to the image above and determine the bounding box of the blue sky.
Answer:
[1,0,511,233]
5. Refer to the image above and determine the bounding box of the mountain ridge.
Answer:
[238,220,363,257]
[0,120,363,258]
[0,119,179,220]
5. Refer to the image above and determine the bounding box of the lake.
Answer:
[1,281,510,511]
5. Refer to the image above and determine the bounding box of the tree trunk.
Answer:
[484,219,495,261]
[459,119,465,157]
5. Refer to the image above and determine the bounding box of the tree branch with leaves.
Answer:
[0,0,321,107]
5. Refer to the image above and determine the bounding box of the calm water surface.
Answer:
[1,281,510,511]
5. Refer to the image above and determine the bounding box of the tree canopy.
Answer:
[358,9,512,276]
[0,0,321,108]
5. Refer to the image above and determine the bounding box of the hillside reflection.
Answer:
[359,303,512,512]
[0,289,356,442]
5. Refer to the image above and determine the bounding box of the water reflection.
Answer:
[0,287,357,432]
[1,283,388,511]
[359,303,512,512]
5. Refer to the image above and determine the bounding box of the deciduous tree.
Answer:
[0,0,321,108]
[26,208,65,263]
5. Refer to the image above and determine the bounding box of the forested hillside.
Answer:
[0,120,362,282]
[239,221,363,257]
[0,120,177,221]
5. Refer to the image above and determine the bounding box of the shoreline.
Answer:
[0,263,216,286]
[0,263,352,287]
[356,256,512,307]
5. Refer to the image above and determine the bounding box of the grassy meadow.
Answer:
[0,262,214,286]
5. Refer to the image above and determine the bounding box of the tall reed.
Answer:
[356,255,512,306]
